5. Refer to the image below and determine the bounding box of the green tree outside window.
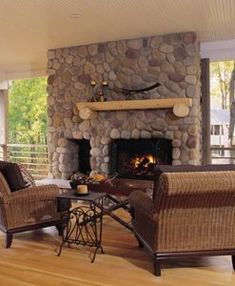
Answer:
[8,77,47,144]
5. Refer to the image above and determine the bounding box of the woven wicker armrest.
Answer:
[129,191,155,216]
[4,184,60,204]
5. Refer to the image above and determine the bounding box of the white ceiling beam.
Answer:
[201,40,235,62]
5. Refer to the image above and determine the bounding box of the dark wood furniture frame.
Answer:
[1,220,62,248]
[134,230,235,276]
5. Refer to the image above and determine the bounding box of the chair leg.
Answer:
[154,257,161,276]
[55,224,63,236]
[232,255,235,270]
[5,232,13,248]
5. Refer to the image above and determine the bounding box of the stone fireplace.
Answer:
[47,31,201,179]
[72,137,172,180]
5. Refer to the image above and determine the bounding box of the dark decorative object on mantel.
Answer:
[113,82,161,99]
[89,80,160,101]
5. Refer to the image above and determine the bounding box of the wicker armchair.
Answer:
[0,172,62,248]
[129,171,235,276]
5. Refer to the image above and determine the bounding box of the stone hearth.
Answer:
[47,32,201,179]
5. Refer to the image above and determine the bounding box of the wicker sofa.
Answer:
[0,161,62,248]
[129,168,235,276]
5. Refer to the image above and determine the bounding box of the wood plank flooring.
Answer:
[0,210,235,286]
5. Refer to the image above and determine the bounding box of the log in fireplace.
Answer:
[110,138,172,180]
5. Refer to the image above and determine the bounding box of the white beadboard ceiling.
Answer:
[1,0,235,81]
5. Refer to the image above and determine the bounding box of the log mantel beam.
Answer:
[76,98,192,120]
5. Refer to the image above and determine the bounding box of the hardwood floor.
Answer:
[0,210,235,285]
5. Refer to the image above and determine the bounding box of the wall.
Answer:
[47,32,201,179]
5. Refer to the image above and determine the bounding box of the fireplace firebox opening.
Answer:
[110,138,172,180]
[78,139,91,175]
[68,139,91,175]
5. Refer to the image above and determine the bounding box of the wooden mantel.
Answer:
[76,98,192,120]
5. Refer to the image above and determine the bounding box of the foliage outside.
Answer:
[8,77,47,144]
[210,61,235,142]
[210,61,234,109]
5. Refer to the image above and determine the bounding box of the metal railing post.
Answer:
[3,144,8,161]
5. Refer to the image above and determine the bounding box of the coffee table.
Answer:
[88,178,153,231]
[38,177,152,231]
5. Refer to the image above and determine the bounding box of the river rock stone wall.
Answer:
[47,32,201,179]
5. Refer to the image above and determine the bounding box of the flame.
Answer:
[132,154,156,169]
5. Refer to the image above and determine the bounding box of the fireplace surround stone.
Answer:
[47,32,201,179]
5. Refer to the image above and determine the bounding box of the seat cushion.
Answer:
[0,160,10,172]
[1,162,26,192]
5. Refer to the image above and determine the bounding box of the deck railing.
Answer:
[210,146,235,164]
[0,143,50,179]
[0,144,235,180]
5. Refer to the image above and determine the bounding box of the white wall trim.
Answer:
[0,90,8,146]
[6,68,46,81]
[0,81,9,90]
[201,40,235,61]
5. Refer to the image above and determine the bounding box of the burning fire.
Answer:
[132,154,156,170]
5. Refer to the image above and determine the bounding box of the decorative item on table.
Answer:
[88,172,119,191]
[90,173,107,183]
[69,172,93,190]
[94,172,119,186]
[91,171,119,184]
[70,172,119,193]
[76,184,89,195]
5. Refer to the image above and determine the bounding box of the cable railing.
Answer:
[210,146,235,164]
[0,144,234,180]
[0,143,50,179]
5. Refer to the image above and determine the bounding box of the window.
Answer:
[210,61,235,163]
